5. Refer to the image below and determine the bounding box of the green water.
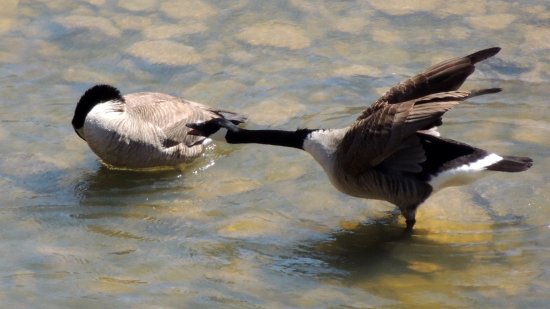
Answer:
[0,0,549,307]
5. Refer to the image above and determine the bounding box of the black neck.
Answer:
[225,128,313,149]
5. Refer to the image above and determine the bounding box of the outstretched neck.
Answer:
[225,128,313,149]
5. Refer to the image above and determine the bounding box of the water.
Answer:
[1,0,549,307]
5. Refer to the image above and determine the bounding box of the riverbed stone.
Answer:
[466,14,516,31]
[160,0,216,20]
[368,0,439,15]
[127,40,202,66]
[118,0,157,12]
[143,23,207,39]
[56,15,121,37]
[237,21,311,50]
[243,98,306,126]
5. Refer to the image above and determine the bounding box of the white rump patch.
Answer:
[419,126,440,137]
[428,153,503,191]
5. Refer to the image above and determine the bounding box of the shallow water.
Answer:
[1,0,549,307]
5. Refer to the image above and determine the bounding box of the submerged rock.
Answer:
[0,0,18,33]
[56,15,121,37]
[333,64,383,77]
[126,40,202,65]
[113,15,152,31]
[62,64,120,85]
[243,98,306,126]
[160,0,216,20]
[368,0,438,15]
[117,0,157,12]
[237,21,311,50]
[143,23,207,39]
[466,14,517,31]
[332,16,368,34]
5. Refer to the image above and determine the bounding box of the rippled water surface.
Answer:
[1,0,549,307]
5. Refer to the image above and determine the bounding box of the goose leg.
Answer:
[401,206,418,230]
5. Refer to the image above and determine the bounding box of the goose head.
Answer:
[187,117,244,143]
[72,84,124,140]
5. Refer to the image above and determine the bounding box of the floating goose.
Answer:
[72,84,246,168]
[187,47,533,229]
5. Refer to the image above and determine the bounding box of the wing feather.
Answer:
[337,89,498,173]
[357,47,500,121]
[123,92,246,148]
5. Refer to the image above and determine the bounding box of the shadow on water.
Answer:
[0,153,78,208]
[69,164,204,241]
[72,143,239,208]
[289,214,473,281]
[74,164,191,207]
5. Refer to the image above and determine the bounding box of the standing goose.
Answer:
[187,47,532,228]
[72,84,246,168]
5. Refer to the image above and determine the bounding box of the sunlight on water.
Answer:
[0,0,549,307]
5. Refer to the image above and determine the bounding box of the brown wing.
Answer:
[337,91,488,174]
[357,47,501,121]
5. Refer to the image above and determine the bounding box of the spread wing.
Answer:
[337,47,501,175]
[336,90,499,174]
[357,47,500,121]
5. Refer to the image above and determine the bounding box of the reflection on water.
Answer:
[75,165,187,205]
[0,0,548,307]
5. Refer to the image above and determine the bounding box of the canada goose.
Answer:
[187,47,533,229]
[72,84,246,168]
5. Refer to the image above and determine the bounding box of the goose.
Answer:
[71,84,246,168]
[186,47,533,229]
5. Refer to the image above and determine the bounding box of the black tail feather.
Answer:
[487,156,533,172]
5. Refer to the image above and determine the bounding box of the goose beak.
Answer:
[186,118,235,137]
[186,122,206,136]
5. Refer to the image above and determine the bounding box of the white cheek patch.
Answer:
[429,153,503,191]
[210,127,228,142]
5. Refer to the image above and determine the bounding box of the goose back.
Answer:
[80,90,244,168]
